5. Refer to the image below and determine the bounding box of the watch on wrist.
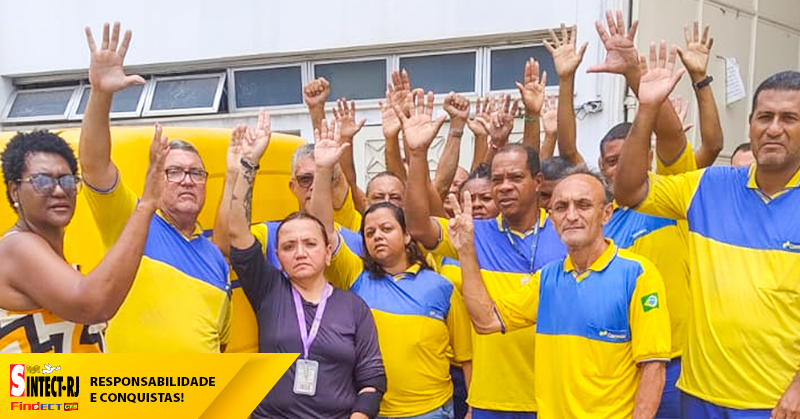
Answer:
[694,75,713,90]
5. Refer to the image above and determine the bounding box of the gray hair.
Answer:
[290,144,315,178]
[168,139,201,156]
[561,166,614,205]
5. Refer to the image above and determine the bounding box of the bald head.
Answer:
[549,172,613,249]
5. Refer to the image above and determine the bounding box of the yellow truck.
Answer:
[0,127,304,353]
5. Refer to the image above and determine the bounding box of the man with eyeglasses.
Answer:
[78,23,231,353]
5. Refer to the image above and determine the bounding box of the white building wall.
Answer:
[1,0,641,185]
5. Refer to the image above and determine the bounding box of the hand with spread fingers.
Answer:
[468,96,496,137]
[543,23,588,80]
[670,94,694,133]
[541,95,558,137]
[477,94,519,148]
[677,21,714,83]
[394,89,447,153]
[637,41,686,109]
[313,120,350,170]
[333,99,367,141]
[587,10,640,77]
[516,58,548,116]
[85,22,145,93]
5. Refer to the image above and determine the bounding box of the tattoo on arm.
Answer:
[242,168,256,222]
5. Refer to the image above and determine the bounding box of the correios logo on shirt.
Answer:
[641,293,660,312]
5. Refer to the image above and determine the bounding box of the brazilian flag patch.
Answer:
[641,293,660,312]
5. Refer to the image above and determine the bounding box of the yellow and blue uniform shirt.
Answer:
[637,164,800,409]
[326,237,472,418]
[495,241,671,418]
[84,180,231,353]
[433,210,566,412]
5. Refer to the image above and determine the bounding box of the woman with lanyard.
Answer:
[309,120,472,419]
[225,117,386,419]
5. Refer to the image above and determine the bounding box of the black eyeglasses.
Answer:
[294,173,340,190]
[17,174,81,196]
[165,168,208,184]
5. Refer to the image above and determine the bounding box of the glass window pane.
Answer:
[7,89,74,118]
[150,76,222,111]
[399,52,476,94]
[314,60,386,101]
[76,84,144,115]
[234,66,302,108]
[490,46,558,90]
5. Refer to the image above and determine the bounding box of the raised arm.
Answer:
[4,127,167,325]
[333,99,368,212]
[434,92,470,200]
[633,362,666,419]
[447,192,503,334]
[229,112,272,250]
[398,90,446,249]
[467,96,493,170]
[615,42,685,207]
[517,58,547,153]
[677,22,723,168]
[212,125,247,256]
[383,70,412,181]
[545,24,587,166]
[539,95,558,159]
[308,120,350,250]
[80,22,145,190]
[303,77,330,132]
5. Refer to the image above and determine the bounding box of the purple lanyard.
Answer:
[291,283,333,359]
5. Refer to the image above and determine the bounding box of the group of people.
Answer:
[1,10,799,419]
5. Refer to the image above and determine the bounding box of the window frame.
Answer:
[311,56,391,103]
[395,48,482,95]
[228,63,308,112]
[142,73,227,117]
[2,85,82,123]
[483,43,559,95]
[68,82,149,121]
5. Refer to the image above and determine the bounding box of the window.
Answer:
[72,84,146,119]
[3,87,78,122]
[489,46,558,91]
[232,65,303,109]
[143,73,226,116]
[399,52,477,94]
[313,59,386,101]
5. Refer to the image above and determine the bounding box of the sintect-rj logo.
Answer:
[9,364,79,398]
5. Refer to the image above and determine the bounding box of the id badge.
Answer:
[293,359,319,396]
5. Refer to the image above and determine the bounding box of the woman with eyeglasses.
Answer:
[308,121,472,419]
[0,129,168,353]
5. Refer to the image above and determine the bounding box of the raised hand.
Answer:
[443,92,470,126]
[478,94,519,148]
[467,96,496,137]
[242,110,272,163]
[141,124,170,207]
[543,23,588,79]
[447,191,475,253]
[389,69,413,111]
[677,21,713,81]
[586,10,640,76]
[638,41,686,108]
[226,125,246,173]
[333,99,367,141]
[670,94,694,133]
[394,90,446,153]
[516,58,548,115]
[313,120,350,169]
[303,77,330,109]
[380,90,402,139]
[541,95,558,136]
[85,22,145,93]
